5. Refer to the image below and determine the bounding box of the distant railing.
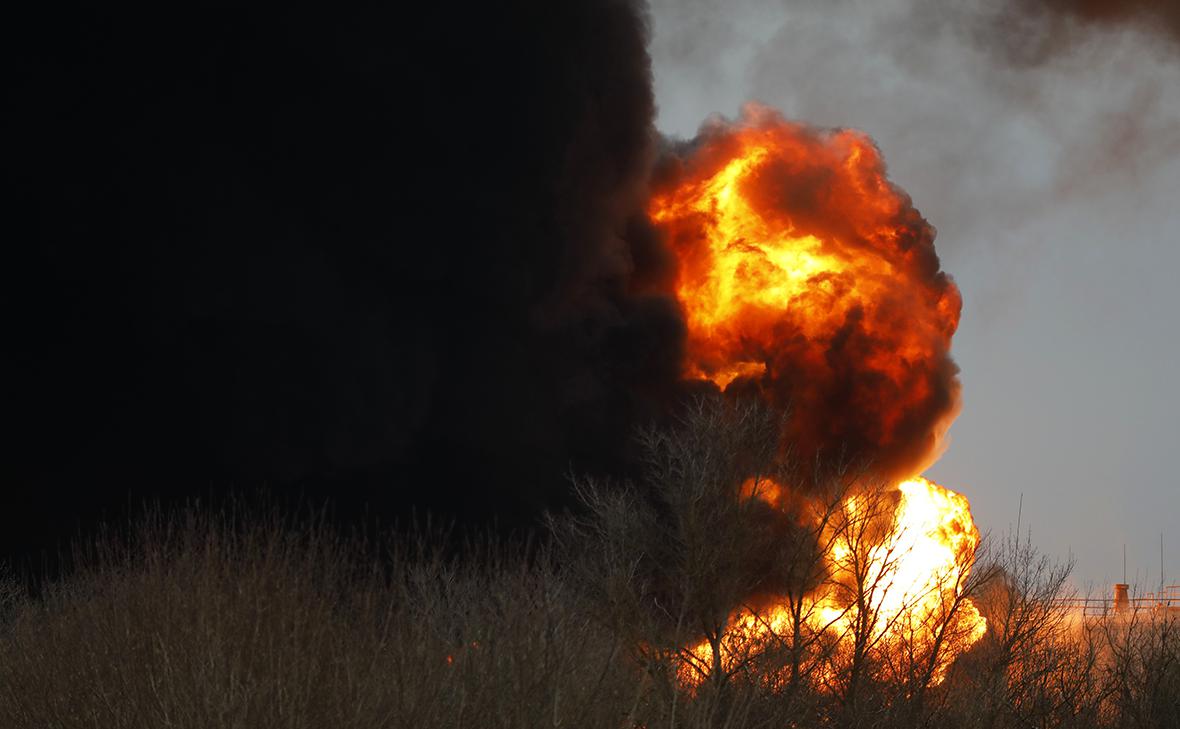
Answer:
[1056,585,1180,618]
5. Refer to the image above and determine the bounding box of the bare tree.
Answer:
[548,395,804,717]
[957,525,1082,729]
[551,394,1003,728]
[1099,601,1180,729]
[749,458,859,707]
[883,536,999,727]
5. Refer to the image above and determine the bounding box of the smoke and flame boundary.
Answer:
[650,106,985,687]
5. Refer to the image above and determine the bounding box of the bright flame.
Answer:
[684,477,987,688]
[819,477,987,672]
[649,105,961,478]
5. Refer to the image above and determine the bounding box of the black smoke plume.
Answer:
[4,2,684,564]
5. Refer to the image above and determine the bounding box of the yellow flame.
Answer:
[684,476,987,688]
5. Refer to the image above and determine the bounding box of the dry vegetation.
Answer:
[1,401,1177,728]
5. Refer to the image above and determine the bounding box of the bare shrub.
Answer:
[549,395,999,728]
[943,525,1180,729]
[1098,604,1180,729]
[2,417,1174,729]
[0,508,635,729]
[548,396,809,722]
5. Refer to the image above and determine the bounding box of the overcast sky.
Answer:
[648,0,1180,591]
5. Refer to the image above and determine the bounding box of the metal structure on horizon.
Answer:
[1058,584,1180,619]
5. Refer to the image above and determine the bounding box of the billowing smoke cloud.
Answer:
[918,0,1180,203]
[5,2,684,556]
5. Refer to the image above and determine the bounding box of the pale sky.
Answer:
[648,0,1180,591]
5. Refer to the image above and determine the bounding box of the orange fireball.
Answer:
[650,105,961,479]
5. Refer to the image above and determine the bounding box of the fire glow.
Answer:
[650,106,985,686]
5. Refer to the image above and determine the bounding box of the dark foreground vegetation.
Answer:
[2,403,1177,729]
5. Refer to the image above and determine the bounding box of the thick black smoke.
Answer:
[3,3,684,562]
